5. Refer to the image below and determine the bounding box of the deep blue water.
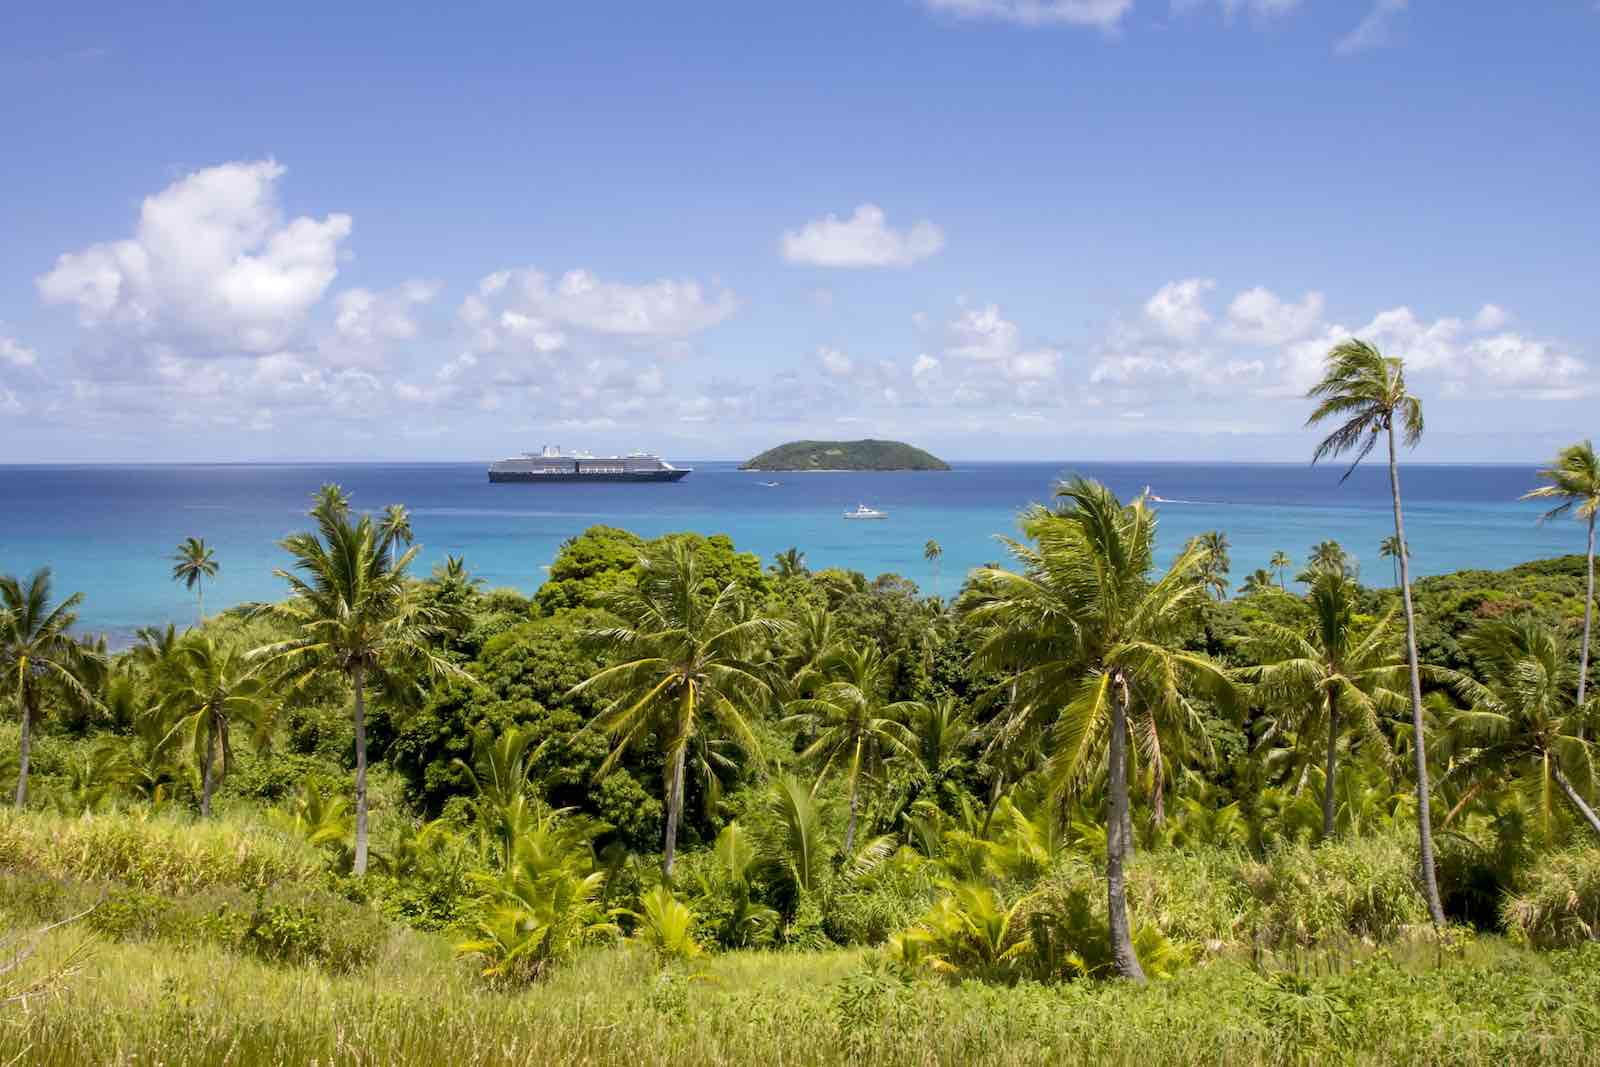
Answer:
[0,461,1578,644]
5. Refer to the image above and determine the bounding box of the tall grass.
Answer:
[4,934,1598,1066]
[0,809,322,894]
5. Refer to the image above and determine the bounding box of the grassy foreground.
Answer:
[6,923,1599,1066]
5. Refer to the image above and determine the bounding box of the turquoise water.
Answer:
[0,461,1576,643]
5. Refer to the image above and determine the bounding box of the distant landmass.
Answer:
[740,439,951,472]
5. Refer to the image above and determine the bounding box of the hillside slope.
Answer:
[739,439,950,471]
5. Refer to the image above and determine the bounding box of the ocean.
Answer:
[0,461,1578,644]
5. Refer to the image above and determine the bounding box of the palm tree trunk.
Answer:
[845,774,859,854]
[200,721,217,817]
[1553,765,1600,837]
[1322,692,1339,840]
[663,743,686,879]
[1107,673,1146,982]
[981,765,1006,838]
[14,696,31,809]
[352,665,370,876]
[1387,422,1446,927]
[1579,512,1595,729]
[196,583,204,628]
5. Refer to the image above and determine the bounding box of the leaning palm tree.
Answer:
[377,504,414,568]
[0,570,102,807]
[962,479,1231,981]
[1245,566,1406,838]
[1523,440,1600,713]
[1379,535,1405,589]
[1270,550,1293,592]
[170,537,218,627]
[783,643,917,851]
[571,539,781,878]
[251,493,467,875]
[1306,338,1445,926]
[924,540,944,599]
[157,635,276,817]
[1439,618,1600,838]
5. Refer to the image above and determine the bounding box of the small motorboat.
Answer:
[843,503,888,520]
[760,480,781,487]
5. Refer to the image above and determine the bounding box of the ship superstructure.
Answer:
[488,445,691,484]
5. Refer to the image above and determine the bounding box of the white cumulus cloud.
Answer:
[0,333,38,368]
[1144,278,1215,341]
[1224,286,1325,345]
[470,267,737,338]
[37,160,350,355]
[780,204,944,268]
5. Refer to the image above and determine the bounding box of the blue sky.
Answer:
[2,1,1596,463]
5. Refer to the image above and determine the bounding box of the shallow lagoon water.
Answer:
[0,460,1573,642]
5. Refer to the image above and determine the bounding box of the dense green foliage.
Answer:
[740,439,951,471]
[5,459,1600,1062]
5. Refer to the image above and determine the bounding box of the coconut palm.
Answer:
[1270,550,1293,591]
[1190,531,1231,600]
[783,643,917,852]
[1523,440,1600,713]
[1306,337,1444,926]
[570,539,780,878]
[251,492,467,875]
[1244,566,1407,838]
[771,547,808,579]
[157,635,276,817]
[1439,618,1600,838]
[311,483,351,522]
[0,570,102,807]
[169,537,218,626]
[1239,568,1278,597]
[961,479,1231,981]
[378,504,414,567]
[1379,535,1405,589]
[924,539,944,599]
[1307,540,1350,577]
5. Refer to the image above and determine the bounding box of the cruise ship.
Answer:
[487,446,691,484]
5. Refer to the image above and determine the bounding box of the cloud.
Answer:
[1224,286,1325,345]
[0,333,38,368]
[464,267,737,341]
[37,160,350,355]
[1335,0,1407,55]
[1171,0,1303,20]
[1144,278,1215,341]
[1474,304,1509,331]
[323,280,440,367]
[941,302,1064,389]
[922,0,1134,29]
[946,304,1022,362]
[912,353,941,379]
[818,346,855,378]
[780,204,944,268]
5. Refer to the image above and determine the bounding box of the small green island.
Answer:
[740,438,950,471]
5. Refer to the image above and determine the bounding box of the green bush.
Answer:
[1240,834,1430,945]
[1502,847,1600,948]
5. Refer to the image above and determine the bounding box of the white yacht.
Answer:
[843,503,888,520]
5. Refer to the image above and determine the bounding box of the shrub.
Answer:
[1502,847,1600,948]
[1240,835,1429,945]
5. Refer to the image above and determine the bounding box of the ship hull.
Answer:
[488,470,690,484]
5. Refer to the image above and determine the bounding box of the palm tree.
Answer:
[1191,530,1231,600]
[1308,540,1350,577]
[1245,566,1407,838]
[251,491,466,875]
[311,483,351,522]
[961,479,1230,981]
[378,504,414,567]
[771,547,808,579]
[1379,535,1405,589]
[783,643,917,852]
[924,540,944,599]
[571,539,780,878]
[1523,441,1600,714]
[1440,618,1600,838]
[0,570,101,807]
[170,538,218,626]
[1306,337,1444,926]
[1270,550,1293,592]
[157,635,276,817]
[1239,568,1278,597]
